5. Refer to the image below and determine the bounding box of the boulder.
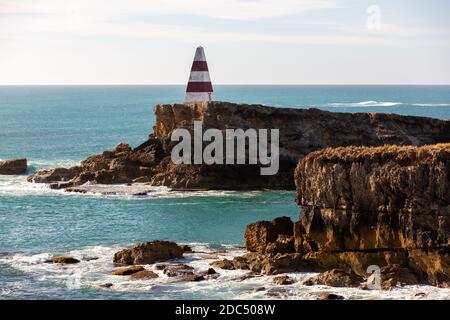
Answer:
[113,240,183,265]
[244,216,294,253]
[319,292,344,300]
[111,266,145,276]
[130,270,159,280]
[0,158,27,175]
[203,268,217,275]
[163,264,195,277]
[273,275,295,285]
[211,259,235,270]
[27,167,81,183]
[50,256,80,264]
[303,269,363,288]
[379,264,420,289]
[178,274,205,282]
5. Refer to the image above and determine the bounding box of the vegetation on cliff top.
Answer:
[302,143,450,165]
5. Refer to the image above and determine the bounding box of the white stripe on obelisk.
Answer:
[188,71,211,82]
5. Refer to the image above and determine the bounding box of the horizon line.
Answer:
[1,83,450,86]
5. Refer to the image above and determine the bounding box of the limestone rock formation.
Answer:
[294,144,450,287]
[113,240,184,265]
[0,158,27,175]
[238,144,449,287]
[27,102,450,191]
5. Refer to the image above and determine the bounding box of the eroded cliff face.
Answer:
[28,102,450,190]
[238,144,450,287]
[294,144,450,286]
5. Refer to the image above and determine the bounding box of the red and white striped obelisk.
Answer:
[184,46,213,104]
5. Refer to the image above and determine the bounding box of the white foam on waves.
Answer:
[327,101,402,107]
[1,243,449,300]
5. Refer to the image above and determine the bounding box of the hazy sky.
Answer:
[1,0,449,85]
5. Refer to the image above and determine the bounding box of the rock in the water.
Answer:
[319,292,344,300]
[178,273,205,282]
[204,268,217,275]
[273,275,295,285]
[111,266,145,276]
[0,158,27,175]
[211,259,235,270]
[130,270,159,280]
[99,283,113,288]
[113,240,183,265]
[163,264,195,277]
[180,245,192,252]
[244,217,294,253]
[51,256,80,264]
[304,269,363,288]
[28,167,81,184]
[379,264,420,289]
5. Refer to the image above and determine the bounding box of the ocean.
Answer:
[1,85,450,299]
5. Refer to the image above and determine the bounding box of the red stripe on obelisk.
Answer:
[186,82,213,92]
[191,61,209,72]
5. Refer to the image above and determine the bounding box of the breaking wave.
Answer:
[327,101,402,107]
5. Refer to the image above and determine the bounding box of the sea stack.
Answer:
[184,46,213,104]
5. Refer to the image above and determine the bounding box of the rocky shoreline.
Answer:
[41,144,449,291]
[27,102,450,191]
[21,102,450,292]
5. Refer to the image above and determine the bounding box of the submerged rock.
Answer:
[113,240,183,265]
[111,266,145,276]
[0,158,27,175]
[130,270,159,280]
[49,256,80,264]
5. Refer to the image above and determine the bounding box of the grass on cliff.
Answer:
[303,143,450,165]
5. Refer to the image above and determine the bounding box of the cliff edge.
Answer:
[28,102,450,190]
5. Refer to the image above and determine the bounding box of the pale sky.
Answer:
[0,0,449,85]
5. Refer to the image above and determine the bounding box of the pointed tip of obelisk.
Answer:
[194,46,206,62]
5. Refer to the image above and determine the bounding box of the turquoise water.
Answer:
[1,85,450,299]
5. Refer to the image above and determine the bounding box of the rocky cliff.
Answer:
[239,144,450,288]
[294,143,450,286]
[28,102,450,190]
